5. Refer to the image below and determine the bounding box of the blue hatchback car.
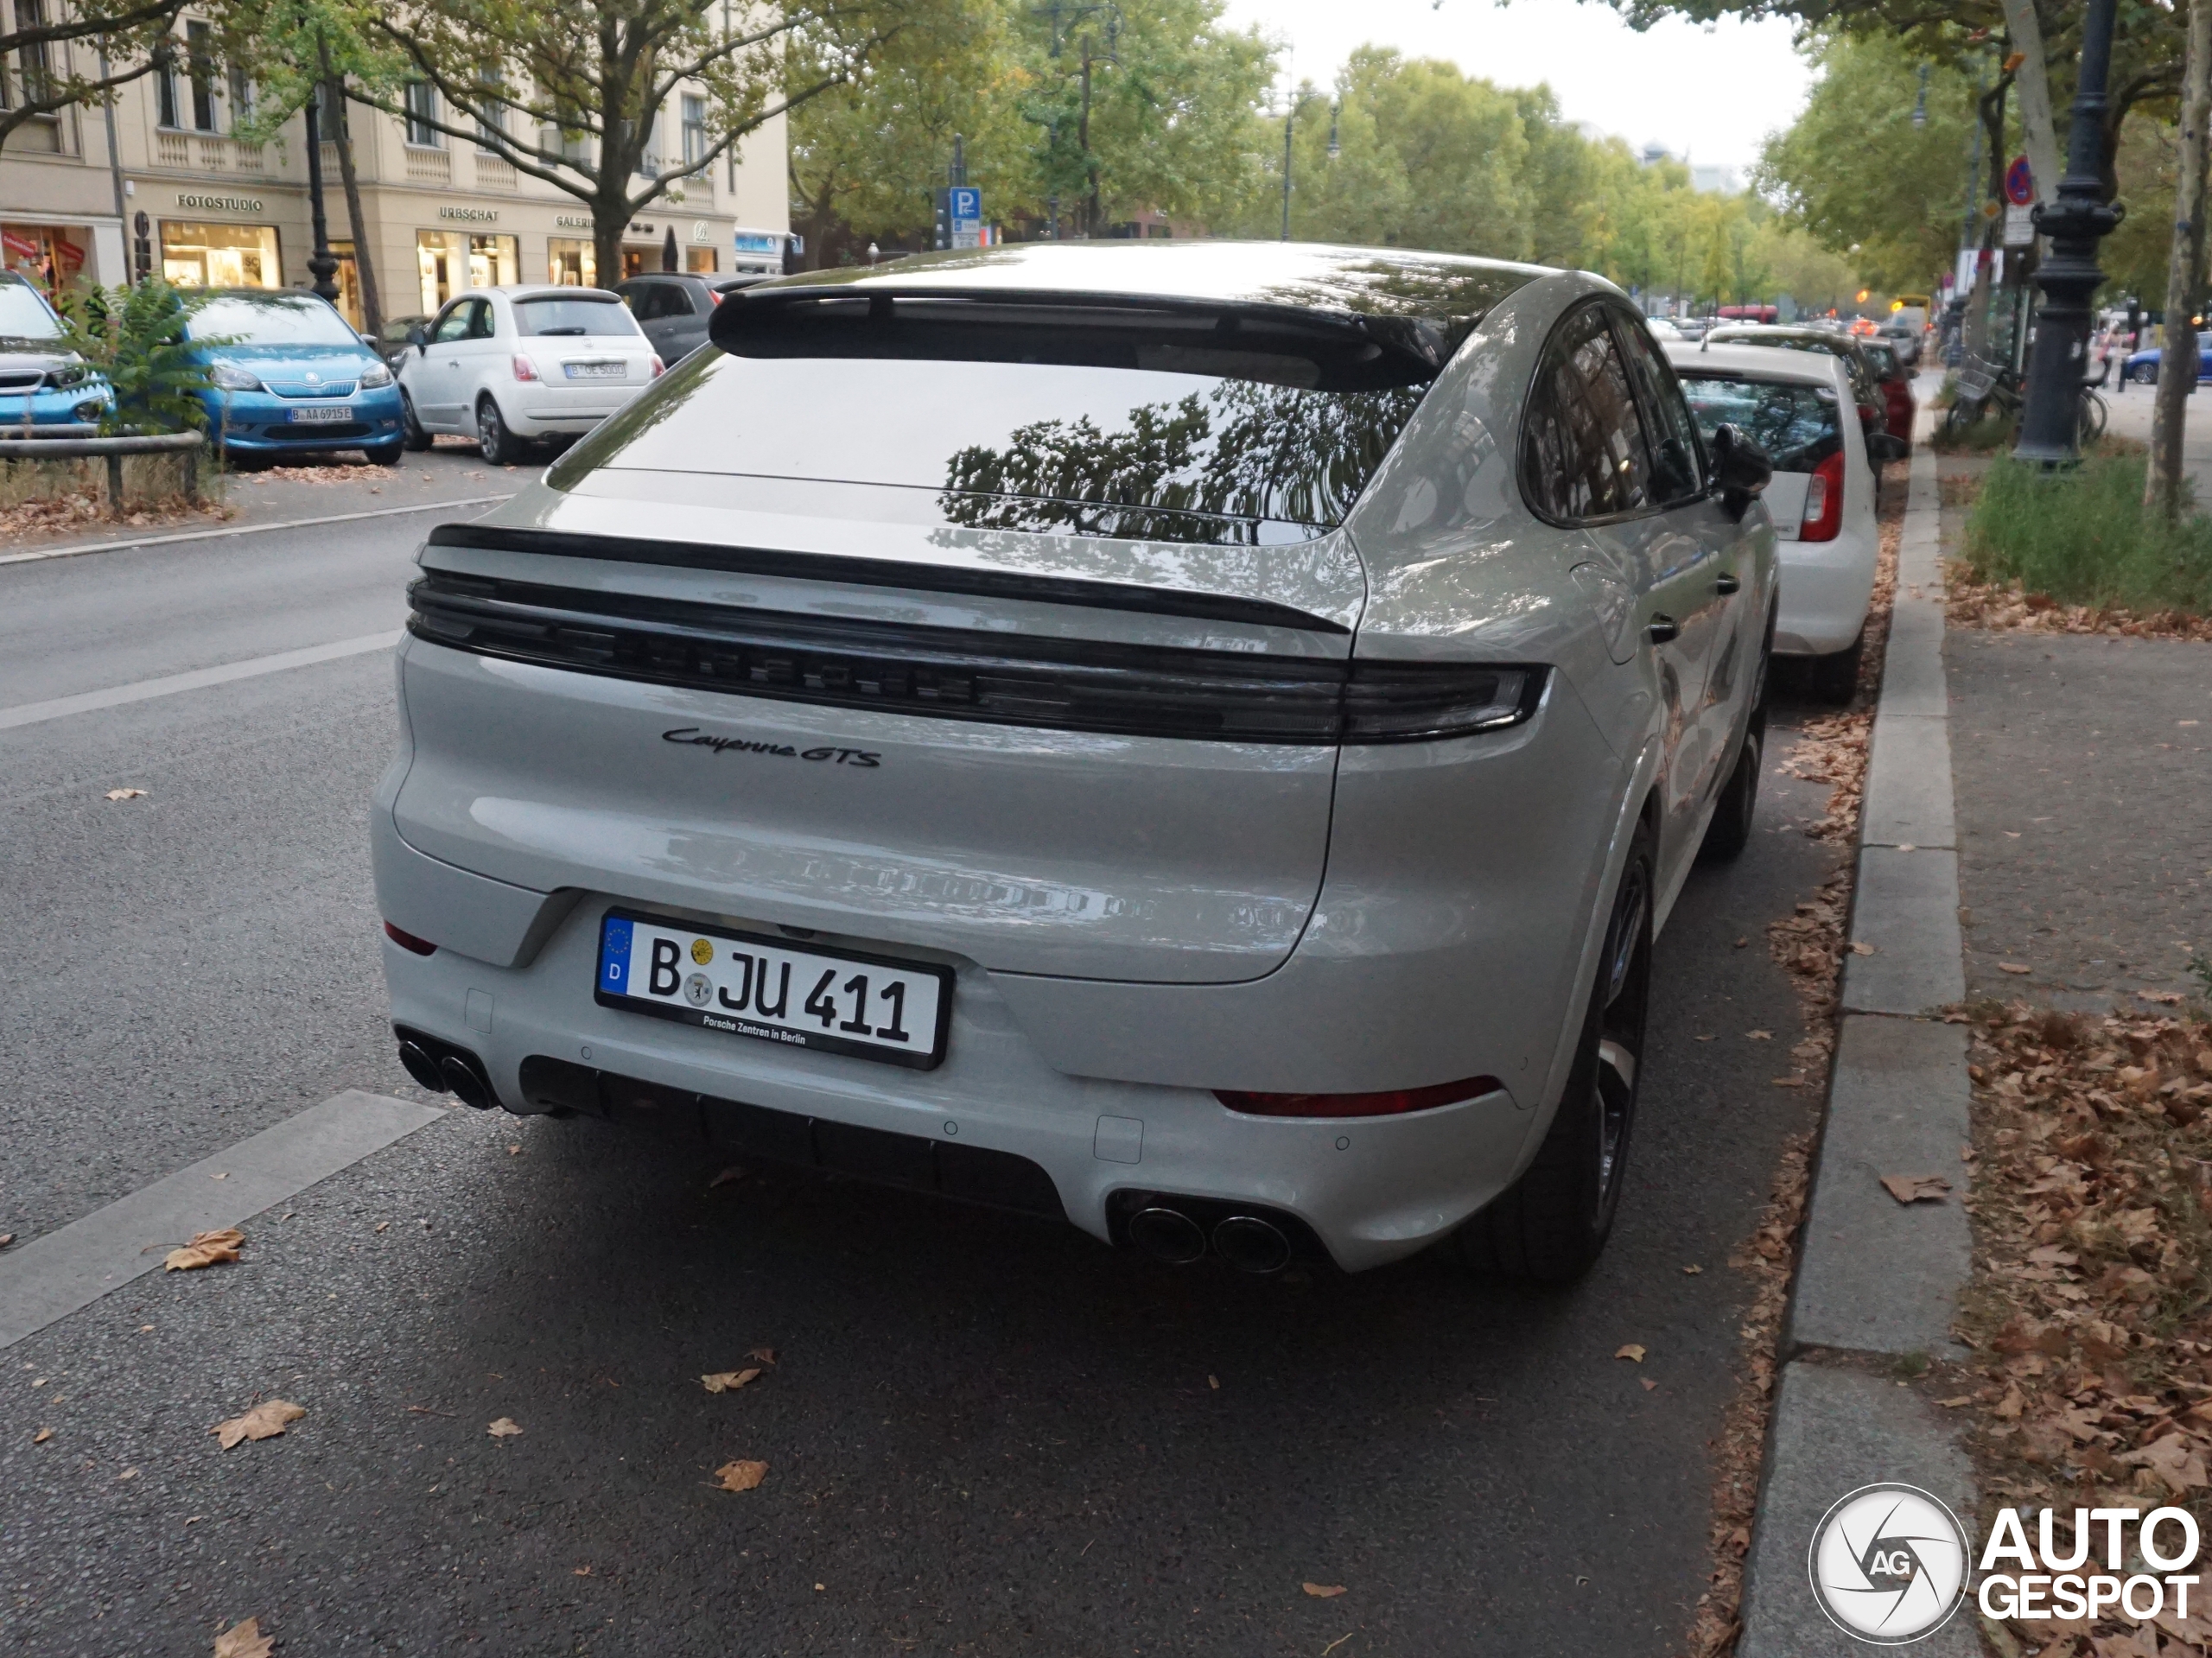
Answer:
[2120,343,2212,385]
[188,289,404,465]
[0,271,111,427]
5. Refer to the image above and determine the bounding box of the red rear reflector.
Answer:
[383,921,436,956]
[1215,1076,1503,1117]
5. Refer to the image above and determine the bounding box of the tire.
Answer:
[1700,713,1764,864]
[400,391,431,452]
[1459,823,1653,1284]
[475,396,524,467]
[2077,390,2107,446]
[363,441,404,467]
[1807,629,1864,705]
[222,448,271,473]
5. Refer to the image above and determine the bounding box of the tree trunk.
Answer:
[594,203,625,290]
[2149,0,2212,519]
[323,61,380,337]
[1999,0,2063,206]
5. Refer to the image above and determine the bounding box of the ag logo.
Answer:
[1808,1483,1968,1644]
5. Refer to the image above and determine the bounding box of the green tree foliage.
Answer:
[789,0,1273,256]
[1756,32,1985,294]
[51,280,220,435]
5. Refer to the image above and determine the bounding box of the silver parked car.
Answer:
[373,242,1777,1283]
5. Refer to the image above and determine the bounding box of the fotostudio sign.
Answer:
[1807,1483,2202,1644]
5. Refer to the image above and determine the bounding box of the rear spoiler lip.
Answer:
[421,522,1355,637]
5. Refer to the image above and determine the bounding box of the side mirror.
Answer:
[1708,422,1772,520]
[407,323,429,349]
[1866,431,1910,463]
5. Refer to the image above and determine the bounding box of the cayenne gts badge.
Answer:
[663,727,880,767]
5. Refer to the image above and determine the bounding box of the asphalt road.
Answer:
[1,450,1845,1657]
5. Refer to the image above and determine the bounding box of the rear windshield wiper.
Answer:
[532,326,588,336]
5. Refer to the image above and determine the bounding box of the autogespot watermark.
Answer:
[1807,1483,2203,1645]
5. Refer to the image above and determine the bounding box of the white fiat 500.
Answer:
[1665,341,1899,702]
[395,285,662,465]
[373,243,1777,1282]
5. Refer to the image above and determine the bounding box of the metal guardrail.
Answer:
[0,429,206,509]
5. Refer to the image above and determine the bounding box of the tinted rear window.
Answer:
[1675,373,1840,473]
[550,311,1431,543]
[515,295,642,338]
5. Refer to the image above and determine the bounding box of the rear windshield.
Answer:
[1675,373,1840,473]
[0,279,61,343]
[192,294,359,346]
[550,308,1432,543]
[516,295,641,338]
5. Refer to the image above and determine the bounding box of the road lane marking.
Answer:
[0,630,404,731]
[0,1091,445,1350]
[0,492,514,568]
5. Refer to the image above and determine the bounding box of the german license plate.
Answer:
[287,403,353,423]
[594,910,950,1070]
[564,361,626,380]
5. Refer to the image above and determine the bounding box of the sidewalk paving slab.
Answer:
[1843,848,1967,1014]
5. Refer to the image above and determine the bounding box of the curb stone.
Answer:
[1738,401,1981,1656]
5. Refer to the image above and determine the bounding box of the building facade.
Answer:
[0,41,790,328]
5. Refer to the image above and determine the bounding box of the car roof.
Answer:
[1707,324,1861,352]
[1665,340,1849,387]
[476,285,623,303]
[741,240,1553,344]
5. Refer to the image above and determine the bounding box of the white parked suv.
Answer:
[397,285,662,464]
[1666,341,1898,702]
[375,243,1780,1284]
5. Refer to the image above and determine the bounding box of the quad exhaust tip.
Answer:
[1127,1205,1206,1265]
[1127,1204,1293,1274]
[438,1055,494,1110]
[1212,1215,1292,1275]
[397,1040,444,1093]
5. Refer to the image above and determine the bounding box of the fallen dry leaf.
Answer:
[1879,1174,1953,1204]
[2121,1433,2210,1495]
[712,1458,767,1491]
[105,787,145,801]
[33,1426,52,1443]
[1640,1378,1659,1391]
[1208,1375,1221,1390]
[1302,1583,1347,1598]
[0,1233,13,1248]
[486,1417,523,1439]
[1936,1396,1974,1408]
[211,1400,305,1450]
[747,1347,778,1366]
[506,1144,521,1155]
[1770,1077,1809,1088]
[1615,1344,1647,1363]
[1682,1264,1703,1274]
[701,1368,761,1394]
[213,1617,273,1658]
[708,1166,746,1189]
[1694,1033,1716,1042]
[1746,1030,1773,1040]
[2139,990,2185,1006]
[574,1566,592,1577]
[1999,962,2033,975]
[1849,942,1875,956]
[163,1229,244,1271]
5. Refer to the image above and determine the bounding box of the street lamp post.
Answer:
[2014,0,2124,463]
[302,86,340,303]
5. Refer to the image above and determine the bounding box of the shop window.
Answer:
[162,221,280,287]
[417,229,458,312]
[330,239,361,327]
[547,238,595,287]
[404,79,441,147]
[686,246,717,274]
[467,232,517,289]
[2,225,86,293]
[186,20,217,132]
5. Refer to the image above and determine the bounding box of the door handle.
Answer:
[1646,614,1680,645]
[1715,572,1741,594]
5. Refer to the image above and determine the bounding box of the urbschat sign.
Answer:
[1805,1483,2201,1644]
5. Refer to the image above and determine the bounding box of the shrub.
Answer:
[51,278,224,435]
[1964,453,2212,615]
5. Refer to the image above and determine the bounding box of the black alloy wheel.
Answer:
[364,441,404,467]
[399,390,431,452]
[1459,823,1654,1284]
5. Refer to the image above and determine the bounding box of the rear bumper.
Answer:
[378,911,1539,1273]
[1774,518,1878,656]
[503,384,646,435]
